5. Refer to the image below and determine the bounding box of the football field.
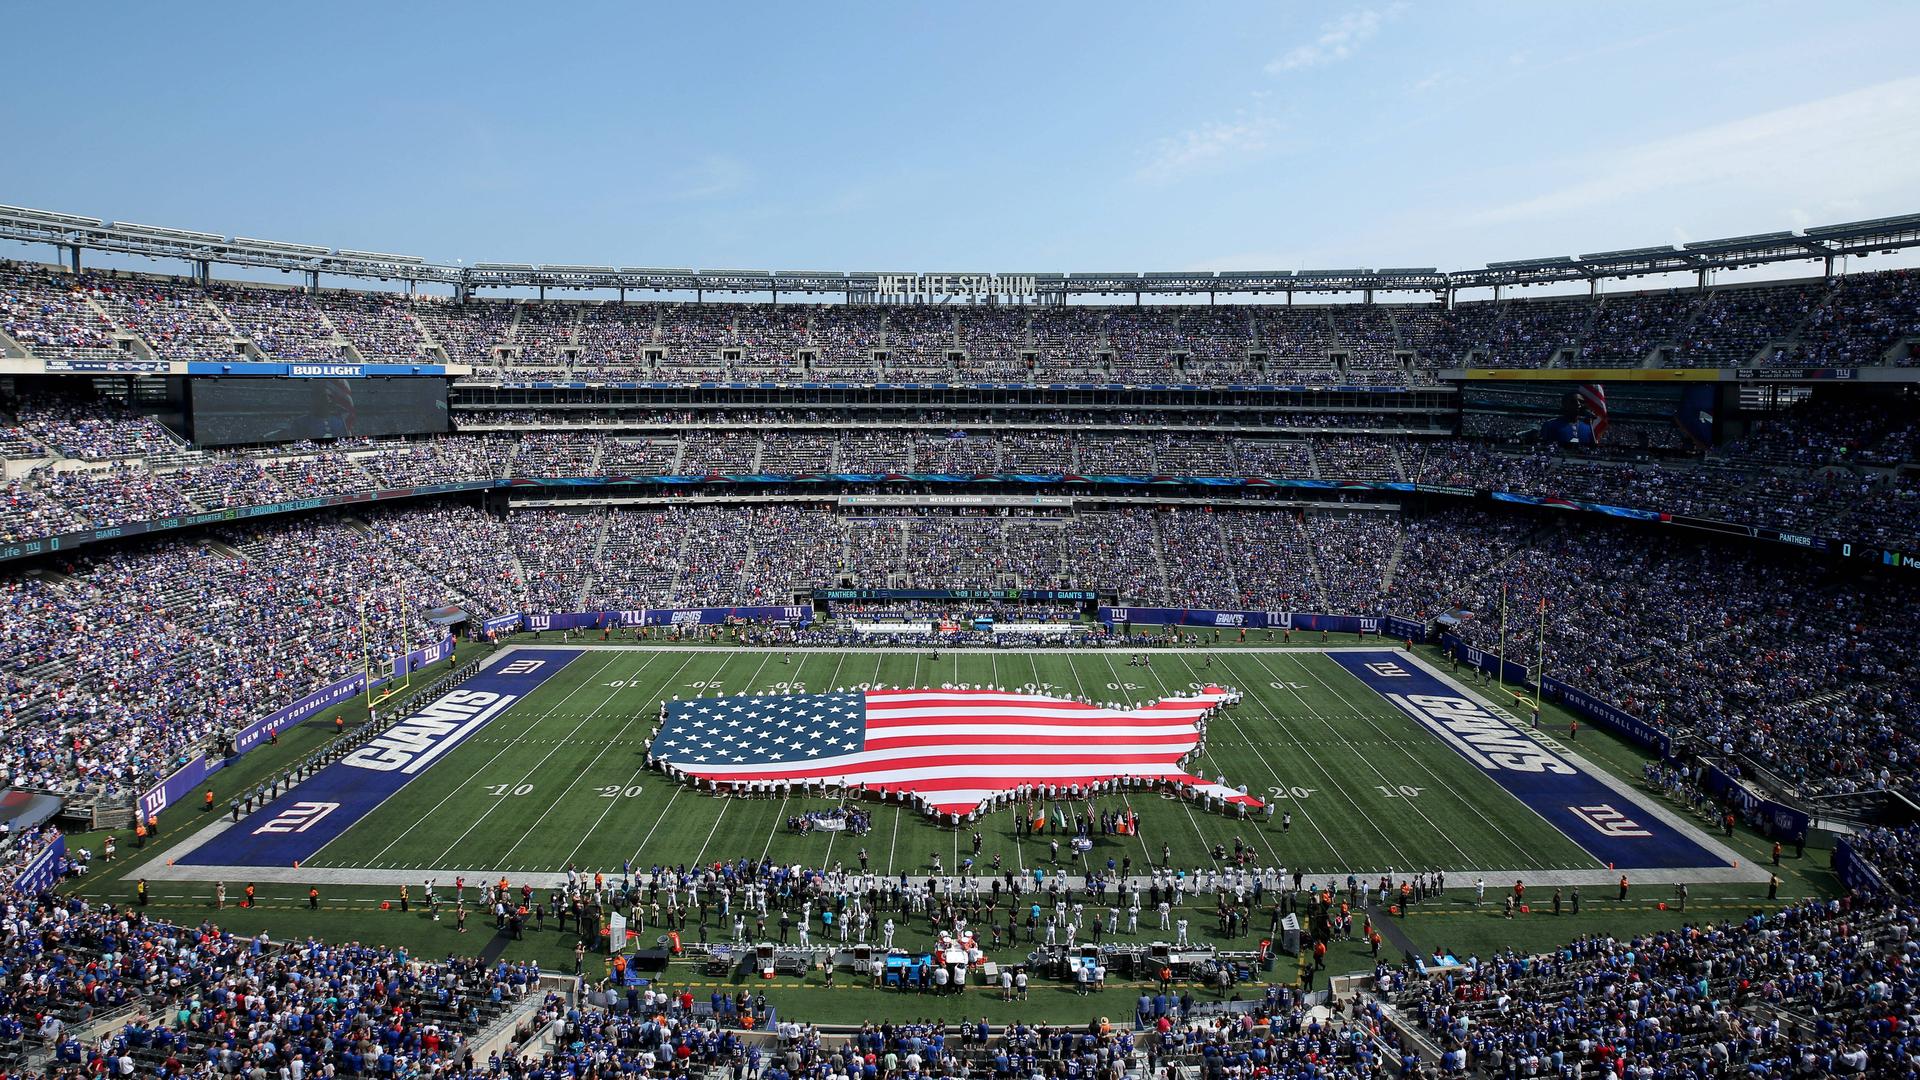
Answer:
[154,645,1746,887]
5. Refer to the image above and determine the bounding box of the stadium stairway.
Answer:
[1777,284,1835,359]
[310,300,351,359]
[1361,981,1448,1072]
[505,542,535,599]
[0,325,30,361]
[1382,438,1407,480]
[1377,525,1408,596]
[1616,624,1735,675]
[199,535,250,562]
[466,988,563,1065]
[1292,517,1331,604]
[1141,513,1179,600]
[503,303,527,361]
[7,654,70,723]
[1664,294,1716,367]
[80,294,160,362]
[572,512,614,609]
[199,293,245,340]
[1566,298,1605,365]
[411,307,448,357]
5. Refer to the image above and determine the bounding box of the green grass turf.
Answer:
[299,646,1598,879]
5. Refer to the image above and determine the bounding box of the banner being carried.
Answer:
[648,685,1259,821]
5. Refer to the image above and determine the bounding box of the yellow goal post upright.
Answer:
[1504,595,1547,716]
[361,583,415,711]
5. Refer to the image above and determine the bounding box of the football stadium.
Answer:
[4,6,1920,1077]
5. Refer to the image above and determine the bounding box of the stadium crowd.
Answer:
[0,872,546,1079]
[6,260,1919,380]
[0,820,1916,1079]
[3,393,1917,554]
[1381,892,1916,1076]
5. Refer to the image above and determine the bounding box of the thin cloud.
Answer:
[1408,68,1458,95]
[1136,114,1281,184]
[1467,76,1920,227]
[1266,5,1407,74]
[664,153,752,202]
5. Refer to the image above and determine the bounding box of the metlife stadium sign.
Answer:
[874,274,1038,300]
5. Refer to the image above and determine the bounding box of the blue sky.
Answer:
[4,1,1919,280]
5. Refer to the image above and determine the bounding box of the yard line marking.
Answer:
[1285,651,1547,869]
[761,795,791,863]
[1070,653,1153,872]
[425,652,677,867]
[886,794,903,878]
[1165,654,1283,869]
[1243,651,1454,866]
[749,650,838,861]
[1128,656,1284,871]
[494,649,704,868]
[1211,652,1416,871]
[719,647,786,840]
[351,651,628,867]
[560,652,757,871]
[1091,653,1213,863]
[626,786,682,867]
[824,653,885,869]
[690,798,731,867]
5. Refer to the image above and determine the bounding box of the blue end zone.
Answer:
[179,649,579,868]
[1330,652,1723,870]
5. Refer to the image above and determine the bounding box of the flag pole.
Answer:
[1535,597,1547,712]
[1497,584,1507,692]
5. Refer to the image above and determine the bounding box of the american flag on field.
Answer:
[647,687,1260,818]
[1576,383,1608,440]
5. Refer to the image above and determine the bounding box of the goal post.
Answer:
[361,585,414,709]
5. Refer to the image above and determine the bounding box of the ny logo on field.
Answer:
[1364,661,1410,678]
[252,801,340,835]
[501,659,546,675]
[1569,803,1652,838]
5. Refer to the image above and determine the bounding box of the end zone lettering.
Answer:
[1332,650,1722,870]
[178,648,577,869]
[1385,692,1573,774]
[344,690,518,774]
